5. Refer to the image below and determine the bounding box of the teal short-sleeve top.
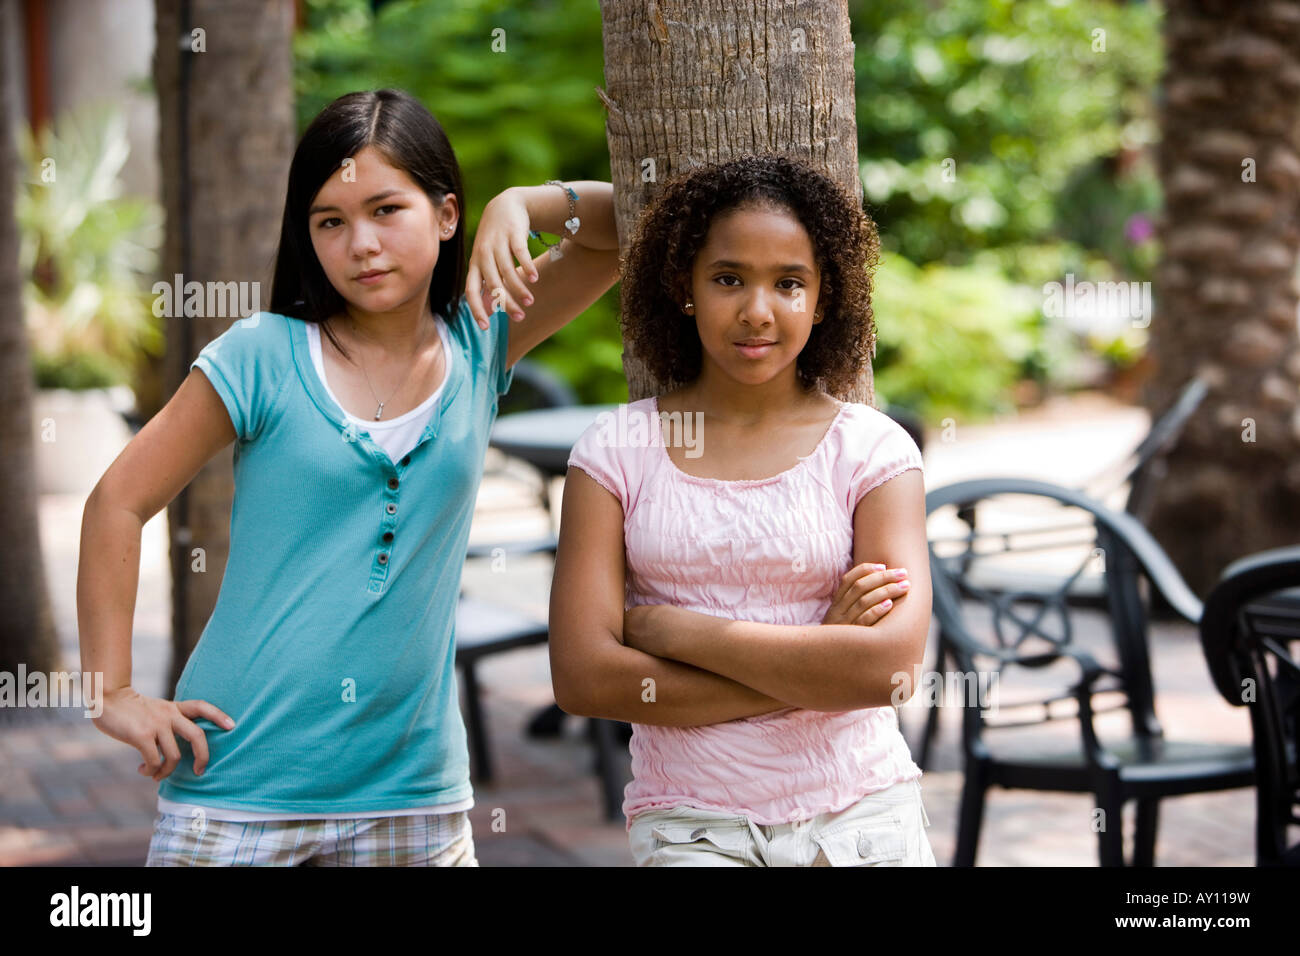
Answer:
[157,295,514,813]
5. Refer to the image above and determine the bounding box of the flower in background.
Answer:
[1124,213,1154,244]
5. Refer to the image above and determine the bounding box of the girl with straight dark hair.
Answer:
[79,88,620,865]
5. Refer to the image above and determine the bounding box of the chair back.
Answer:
[1120,374,1209,522]
[1200,545,1300,865]
[925,478,1203,757]
[1075,373,1208,519]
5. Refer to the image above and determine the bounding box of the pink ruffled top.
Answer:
[566,396,926,828]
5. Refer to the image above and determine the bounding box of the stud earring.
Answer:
[683,300,693,313]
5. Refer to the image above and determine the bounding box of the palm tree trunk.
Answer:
[598,0,872,404]
[153,0,296,692]
[1146,0,1300,595]
[0,0,60,674]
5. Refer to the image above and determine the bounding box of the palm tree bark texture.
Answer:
[0,0,60,675]
[1147,0,1300,595]
[153,0,296,692]
[598,0,872,405]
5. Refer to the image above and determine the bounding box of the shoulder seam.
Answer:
[259,312,295,440]
[568,461,622,504]
[853,462,924,509]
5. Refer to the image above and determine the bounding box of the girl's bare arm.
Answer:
[78,368,240,778]
[548,467,793,727]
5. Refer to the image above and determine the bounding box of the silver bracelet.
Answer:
[528,180,579,260]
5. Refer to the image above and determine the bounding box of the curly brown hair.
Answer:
[619,153,881,398]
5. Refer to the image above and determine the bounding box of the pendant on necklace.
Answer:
[374,403,384,421]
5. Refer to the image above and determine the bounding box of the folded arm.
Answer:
[624,470,932,712]
[548,467,794,727]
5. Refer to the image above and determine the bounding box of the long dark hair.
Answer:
[268,89,466,360]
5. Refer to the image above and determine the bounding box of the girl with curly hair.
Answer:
[550,153,936,866]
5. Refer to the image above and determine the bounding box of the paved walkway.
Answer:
[0,391,1264,866]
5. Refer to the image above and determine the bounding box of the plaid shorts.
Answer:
[145,810,478,867]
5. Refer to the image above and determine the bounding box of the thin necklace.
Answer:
[345,315,438,421]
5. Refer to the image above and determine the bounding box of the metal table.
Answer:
[489,404,619,479]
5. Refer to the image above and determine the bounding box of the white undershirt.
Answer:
[155,795,474,823]
[156,314,472,822]
[306,315,454,464]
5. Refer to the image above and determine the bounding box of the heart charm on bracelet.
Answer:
[564,216,580,235]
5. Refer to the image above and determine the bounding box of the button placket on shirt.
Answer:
[293,317,453,595]
[379,475,400,561]
[367,465,399,591]
[372,453,416,584]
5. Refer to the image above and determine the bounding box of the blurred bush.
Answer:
[872,252,1045,423]
[17,104,163,389]
[850,0,1161,266]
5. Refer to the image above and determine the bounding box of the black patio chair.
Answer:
[488,356,580,516]
[916,374,1210,769]
[497,356,580,419]
[924,477,1255,866]
[1199,545,1300,866]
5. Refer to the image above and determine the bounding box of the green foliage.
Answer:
[295,0,610,228]
[32,349,121,390]
[519,301,631,404]
[849,0,1162,266]
[16,103,163,388]
[1053,152,1161,282]
[872,252,1046,422]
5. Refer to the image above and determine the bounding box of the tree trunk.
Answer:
[598,0,872,404]
[1146,0,1300,596]
[153,0,295,693]
[0,0,60,674]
